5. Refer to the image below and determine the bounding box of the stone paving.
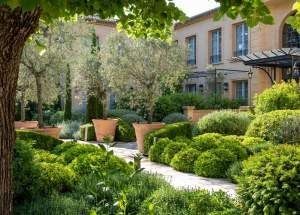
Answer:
[77,140,237,197]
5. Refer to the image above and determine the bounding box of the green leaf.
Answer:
[20,0,38,11]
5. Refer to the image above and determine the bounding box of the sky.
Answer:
[173,0,219,17]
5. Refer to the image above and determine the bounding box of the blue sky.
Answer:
[173,0,219,17]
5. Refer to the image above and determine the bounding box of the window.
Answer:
[235,22,248,56]
[235,80,248,101]
[210,29,222,64]
[283,23,300,48]
[185,84,196,93]
[186,36,196,65]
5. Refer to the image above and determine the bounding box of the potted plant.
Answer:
[81,31,118,142]
[101,33,188,153]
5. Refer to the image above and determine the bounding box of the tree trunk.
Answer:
[102,91,108,119]
[0,6,41,215]
[64,64,72,121]
[20,90,26,121]
[35,74,43,128]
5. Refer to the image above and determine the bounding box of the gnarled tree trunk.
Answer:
[35,73,43,127]
[0,6,41,215]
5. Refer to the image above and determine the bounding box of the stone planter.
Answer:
[133,123,165,154]
[15,121,38,129]
[92,119,118,142]
[29,127,61,139]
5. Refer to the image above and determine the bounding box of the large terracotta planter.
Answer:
[15,121,38,129]
[92,119,118,142]
[133,123,165,154]
[29,127,62,139]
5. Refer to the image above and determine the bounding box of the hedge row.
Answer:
[144,122,192,154]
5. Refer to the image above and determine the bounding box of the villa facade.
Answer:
[173,0,297,105]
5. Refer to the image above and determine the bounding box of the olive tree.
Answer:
[101,33,188,123]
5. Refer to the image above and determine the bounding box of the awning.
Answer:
[232,48,300,68]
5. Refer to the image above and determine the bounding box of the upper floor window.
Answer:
[283,23,300,48]
[186,35,196,65]
[235,22,248,56]
[210,29,222,64]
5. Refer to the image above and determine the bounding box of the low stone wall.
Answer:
[183,106,250,122]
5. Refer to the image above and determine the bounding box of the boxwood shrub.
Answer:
[238,145,300,214]
[144,122,192,154]
[241,137,273,155]
[170,148,199,173]
[163,141,187,164]
[246,110,300,144]
[194,148,237,178]
[37,162,77,194]
[219,136,248,160]
[254,81,300,114]
[16,130,63,151]
[190,133,222,152]
[70,151,133,176]
[149,138,172,163]
[197,111,253,135]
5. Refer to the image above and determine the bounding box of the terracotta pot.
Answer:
[15,121,38,129]
[29,127,62,139]
[133,123,165,154]
[92,119,118,142]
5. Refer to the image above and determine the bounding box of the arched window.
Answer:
[282,23,300,48]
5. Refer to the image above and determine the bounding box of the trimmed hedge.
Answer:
[70,151,133,176]
[219,136,248,160]
[163,141,187,164]
[254,81,300,114]
[238,145,300,214]
[197,111,253,135]
[191,133,222,152]
[170,148,199,173]
[79,124,96,141]
[144,122,192,154]
[149,138,172,163]
[246,110,300,144]
[16,130,63,151]
[194,148,237,178]
[241,137,273,154]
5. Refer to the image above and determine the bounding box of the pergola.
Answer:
[233,48,300,83]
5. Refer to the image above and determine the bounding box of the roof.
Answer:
[174,7,219,30]
[233,48,300,68]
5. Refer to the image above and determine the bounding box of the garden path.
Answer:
[76,140,237,197]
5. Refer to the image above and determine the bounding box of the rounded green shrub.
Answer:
[60,144,101,163]
[238,145,300,214]
[121,113,145,123]
[13,140,40,201]
[170,148,199,173]
[241,137,273,154]
[115,118,136,142]
[194,148,237,178]
[246,110,300,144]
[37,162,77,194]
[163,141,187,164]
[219,136,248,160]
[49,111,64,125]
[162,112,188,124]
[52,141,77,155]
[16,130,63,151]
[33,149,63,164]
[70,151,133,176]
[108,109,137,118]
[191,133,222,152]
[254,81,300,114]
[149,138,172,163]
[197,111,253,135]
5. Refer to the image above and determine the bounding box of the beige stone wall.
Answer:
[174,0,295,103]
